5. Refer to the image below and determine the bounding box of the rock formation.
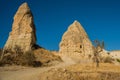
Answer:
[59,20,93,58]
[4,2,36,52]
[110,50,120,59]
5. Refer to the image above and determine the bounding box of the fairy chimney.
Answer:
[4,2,36,52]
[59,20,93,57]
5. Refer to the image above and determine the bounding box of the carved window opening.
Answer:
[80,45,82,48]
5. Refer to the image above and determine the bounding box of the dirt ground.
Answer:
[0,56,120,80]
[0,55,75,80]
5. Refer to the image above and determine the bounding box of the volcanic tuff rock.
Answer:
[110,50,120,59]
[4,2,36,52]
[59,21,93,58]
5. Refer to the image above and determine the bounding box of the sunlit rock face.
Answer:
[59,20,93,58]
[110,50,120,59]
[4,2,36,52]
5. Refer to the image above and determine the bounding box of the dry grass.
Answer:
[0,47,62,67]
[0,51,36,66]
[33,48,62,66]
[39,63,120,80]
[66,63,120,72]
[0,48,41,67]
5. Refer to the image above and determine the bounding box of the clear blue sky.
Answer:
[0,0,120,51]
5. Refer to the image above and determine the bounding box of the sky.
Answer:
[0,0,120,51]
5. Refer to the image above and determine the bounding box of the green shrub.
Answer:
[116,59,120,63]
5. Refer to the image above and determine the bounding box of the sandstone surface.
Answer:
[4,3,36,52]
[110,50,120,59]
[59,21,93,59]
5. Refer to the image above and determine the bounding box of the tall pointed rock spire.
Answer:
[4,2,36,52]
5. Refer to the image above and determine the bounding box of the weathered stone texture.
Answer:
[4,2,36,51]
[59,21,93,58]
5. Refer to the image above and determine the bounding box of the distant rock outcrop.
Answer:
[4,2,36,52]
[110,50,120,59]
[59,21,93,58]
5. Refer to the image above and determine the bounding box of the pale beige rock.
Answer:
[59,20,93,59]
[110,50,120,59]
[4,2,36,52]
[99,49,109,58]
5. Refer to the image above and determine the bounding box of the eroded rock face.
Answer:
[4,2,36,52]
[59,21,93,58]
[110,50,120,59]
